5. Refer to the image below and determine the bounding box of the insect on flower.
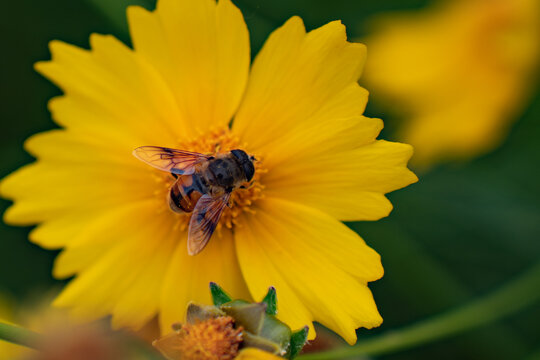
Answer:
[0,0,419,343]
[133,146,256,255]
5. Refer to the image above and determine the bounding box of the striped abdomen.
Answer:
[168,174,207,213]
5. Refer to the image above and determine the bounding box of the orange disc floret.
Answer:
[176,316,243,360]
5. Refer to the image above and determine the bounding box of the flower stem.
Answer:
[0,322,40,349]
[298,262,540,360]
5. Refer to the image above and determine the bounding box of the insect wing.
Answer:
[187,193,230,256]
[133,146,211,175]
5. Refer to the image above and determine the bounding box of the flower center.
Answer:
[175,316,243,360]
[157,127,265,232]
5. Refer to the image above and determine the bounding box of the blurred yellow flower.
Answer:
[363,0,540,166]
[0,297,143,360]
[0,0,416,345]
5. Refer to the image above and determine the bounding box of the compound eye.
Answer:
[230,149,248,161]
[243,162,255,182]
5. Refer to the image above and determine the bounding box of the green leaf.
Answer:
[288,326,309,359]
[209,282,232,306]
[261,286,278,315]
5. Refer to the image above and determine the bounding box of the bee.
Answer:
[133,146,256,255]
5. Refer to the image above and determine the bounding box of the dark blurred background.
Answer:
[1,1,539,359]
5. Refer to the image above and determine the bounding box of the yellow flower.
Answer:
[0,0,416,345]
[0,294,137,360]
[363,0,540,167]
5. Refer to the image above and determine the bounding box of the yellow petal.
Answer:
[254,90,382,170]
[363,0,540,166]
[23,129,145,170]
[0,128,159,226]
[235,198,384,345]
[234,214,316,339]
[236,348,283,360]
[35,35,184,146]
[0,161,154,225]
[159,229,250,334]
[263,140,417,221]
[127,0,250,135]
[233,17,367,161]
[50,200,161,276]
[29,210,101,250]
[53,208,177,329]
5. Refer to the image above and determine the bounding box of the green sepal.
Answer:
[221,302,267,334]
[242,332,282,355]
[204,283,308,358]
[185,303,225,324]
[259,314,292,353]
[209,282,232,306]
[286,326,309,359]
[222,299,250,306]
[261,286,278,315]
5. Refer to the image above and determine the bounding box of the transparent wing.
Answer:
[187,193,230,256]
[133,146,211,175]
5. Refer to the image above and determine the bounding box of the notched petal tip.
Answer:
[361,313,383,331]
[392,142,419,185]
[50,39,89,59]
[365,116,385,138]
[47,39,66,52]
[33,60,49,74]
[0,176,9,200]
[287,15,305,25]
[0,167,28,201]
[33,41,68,76]
[88,33,117,48]
[2,206,16,225]
[126,3,151,16]
[375,140,420,189]
[279,15,306,34]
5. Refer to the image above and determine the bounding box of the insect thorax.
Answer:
[206,156,245,191]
